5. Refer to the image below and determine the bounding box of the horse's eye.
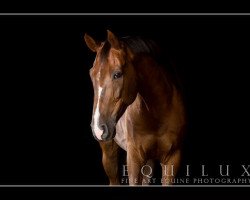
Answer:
[113,72,122,79]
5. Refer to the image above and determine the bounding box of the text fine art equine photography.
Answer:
[84,30,186,185]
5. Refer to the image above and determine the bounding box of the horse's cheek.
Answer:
[113,82,122,100]
[124,81,137,104]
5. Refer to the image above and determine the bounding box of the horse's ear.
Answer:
[84,33,100,52]
[107,30,120,49]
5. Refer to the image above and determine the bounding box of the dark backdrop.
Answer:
[0,15,250,185]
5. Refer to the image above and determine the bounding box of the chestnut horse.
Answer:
[84,30,186,185]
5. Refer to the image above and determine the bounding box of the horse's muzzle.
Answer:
[90,120,116,142]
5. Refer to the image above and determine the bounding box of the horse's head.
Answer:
[84,30,137,141]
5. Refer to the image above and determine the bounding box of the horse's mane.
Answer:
[120,36,161,60]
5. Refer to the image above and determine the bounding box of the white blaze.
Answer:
[93,86,103,140]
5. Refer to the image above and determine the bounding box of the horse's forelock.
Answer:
[99,41,111,62]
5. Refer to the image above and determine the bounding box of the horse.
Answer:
[84,30,186,185]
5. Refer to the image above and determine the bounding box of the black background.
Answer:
[0,15,250,186]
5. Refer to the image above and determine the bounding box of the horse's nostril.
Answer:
[100,124,108,133]
[100,124,109,140]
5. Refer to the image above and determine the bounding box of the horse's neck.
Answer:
[132,56,174,118]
